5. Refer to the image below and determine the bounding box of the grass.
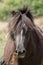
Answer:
[0,22,7,58]
[0,31,7,58]
[0,0,43,20]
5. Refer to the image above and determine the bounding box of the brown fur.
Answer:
[4,6,43,65]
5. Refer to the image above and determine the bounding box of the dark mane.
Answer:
[11,5,33,22]
[19,6,33,22]
[9,5,34,33]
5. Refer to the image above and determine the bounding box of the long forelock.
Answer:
[11,5,33,24]
[10,6,34,32]
[18,5,33,22]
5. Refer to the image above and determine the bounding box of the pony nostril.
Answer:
[23,50,25,54]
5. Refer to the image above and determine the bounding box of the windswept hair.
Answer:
[11,5,33,22]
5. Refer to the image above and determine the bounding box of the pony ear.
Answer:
[11,11,16,16]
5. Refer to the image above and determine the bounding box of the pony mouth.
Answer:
[14,51,25,58]
[18,54,25,58]
[15,53,25,58]
[18,52,25,58]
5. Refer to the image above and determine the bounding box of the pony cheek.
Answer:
[4,40,16,64]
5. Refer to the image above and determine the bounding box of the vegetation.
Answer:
[0,0,43,20]
[0,31,7,58]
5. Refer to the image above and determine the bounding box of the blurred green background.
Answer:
[0,0,43,58]
[0,0,43,20]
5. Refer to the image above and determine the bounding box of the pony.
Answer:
[0,6,43,65]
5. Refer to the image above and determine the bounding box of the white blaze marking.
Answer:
[16,30,25,51]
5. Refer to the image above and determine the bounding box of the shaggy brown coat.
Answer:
[4,6,43,65]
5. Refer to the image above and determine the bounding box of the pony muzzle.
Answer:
[15,50,26,58]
